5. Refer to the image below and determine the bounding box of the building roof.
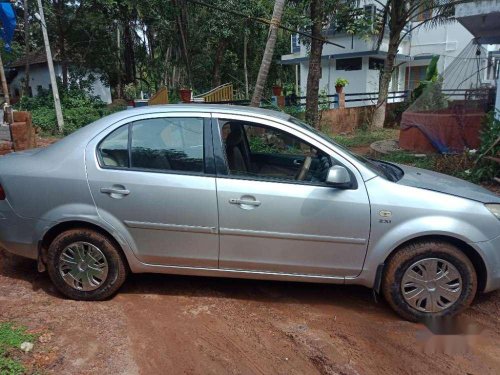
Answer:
[280,50,412,65]
[8,51,59,68]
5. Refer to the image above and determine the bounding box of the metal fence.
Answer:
[296,90,410,107]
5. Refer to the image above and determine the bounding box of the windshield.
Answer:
[288,116,390,178]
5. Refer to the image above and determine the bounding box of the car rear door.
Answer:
[85,112,219,268]
[213,113,371,277]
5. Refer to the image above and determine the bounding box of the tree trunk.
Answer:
[243,32,249,99]
[123,20,136,84]
[116,25,122,99]
[172,0,192,88]
[250,0,285,107]
[305,0,324,128]
[54,0,68,88]
[0,52,11,106]
[212,39,227,88]
[23,0,30,96]
[372,33,399,128]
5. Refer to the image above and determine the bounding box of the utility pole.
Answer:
[36,0,64,133]
[23,0,30,96]
[116,22,122,99]
[0,52,10,106]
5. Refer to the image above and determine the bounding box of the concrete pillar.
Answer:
[338,92,345,109]
[277,95,285,108]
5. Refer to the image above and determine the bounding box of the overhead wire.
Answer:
[185,0,345,49]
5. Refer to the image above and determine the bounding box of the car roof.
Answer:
[120,104,292,121]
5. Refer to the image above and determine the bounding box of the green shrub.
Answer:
[469,111,500,182]
[15,87,125,135]
[283,105,304,119]
[335,77,349,87]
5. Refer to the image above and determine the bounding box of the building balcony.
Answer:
[455,0,500,43]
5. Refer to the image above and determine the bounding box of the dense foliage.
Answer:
[8,0,305,100]
[470,111,500,182]
[15,86,125,135]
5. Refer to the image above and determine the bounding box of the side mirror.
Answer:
[326,165,351,187]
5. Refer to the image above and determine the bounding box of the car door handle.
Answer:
[100,187,130,196]
[229,198,261,207]
[293,159,303,166]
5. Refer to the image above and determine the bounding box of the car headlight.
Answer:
[485,204,500,221]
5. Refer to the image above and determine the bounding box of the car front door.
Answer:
[213,114,370,277]
[85,113,219,268]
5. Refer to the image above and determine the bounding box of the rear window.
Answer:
[130,118,204,172]
[97,117,204,173]
[98,125,129,168]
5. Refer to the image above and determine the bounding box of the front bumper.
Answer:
[474,234,500,293]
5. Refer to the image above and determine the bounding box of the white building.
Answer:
[8,51,112,104]
[281,0,497,107]
[455,0,500,113]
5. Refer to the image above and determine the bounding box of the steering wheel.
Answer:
[296,156,312,181]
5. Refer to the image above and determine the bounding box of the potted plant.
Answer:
[179,87,192,103]
[335,78,349,94]
[272,80,283,96]
[124,83,137,107]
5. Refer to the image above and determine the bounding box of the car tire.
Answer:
[46,228,128,301]
[382,240,477,322]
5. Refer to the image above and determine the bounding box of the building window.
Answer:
[405,65,428,91]
[369,58,385,70]
[291,34,300,54]
[336,57,362,71]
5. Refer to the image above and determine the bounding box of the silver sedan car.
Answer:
[0,105,499,321]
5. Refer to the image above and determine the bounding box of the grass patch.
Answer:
[378,151,479,182]
[379,151,437,170]
[0,323,35,375]
[330,128,399,148]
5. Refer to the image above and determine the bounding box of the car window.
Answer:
[131,118,204,172]
[288,116,392,179]
[220,120,331,183]
[98,125,129,168]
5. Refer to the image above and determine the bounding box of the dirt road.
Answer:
[1,250,499,374]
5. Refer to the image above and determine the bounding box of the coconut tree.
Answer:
[250,0,286,107]
[371,0,471,128]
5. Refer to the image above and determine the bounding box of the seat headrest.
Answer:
[225,124,244,147]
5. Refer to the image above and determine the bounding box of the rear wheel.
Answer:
[47,228,127,300]
[382,240,477,321]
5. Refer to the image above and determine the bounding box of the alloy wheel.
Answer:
[58,241,109,291]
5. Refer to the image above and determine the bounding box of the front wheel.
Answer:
[47,228,128,300]
[382,241,477,321]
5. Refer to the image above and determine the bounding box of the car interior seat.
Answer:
[225,123,252,173]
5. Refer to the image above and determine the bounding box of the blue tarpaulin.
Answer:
[0,3,16,51]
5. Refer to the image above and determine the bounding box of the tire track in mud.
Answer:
[2,252,500,374]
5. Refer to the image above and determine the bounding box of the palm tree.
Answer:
[372,0,468,128]
[250,0,286,107]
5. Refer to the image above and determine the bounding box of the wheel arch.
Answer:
[39,220,131,273]
[383,234,487,293]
